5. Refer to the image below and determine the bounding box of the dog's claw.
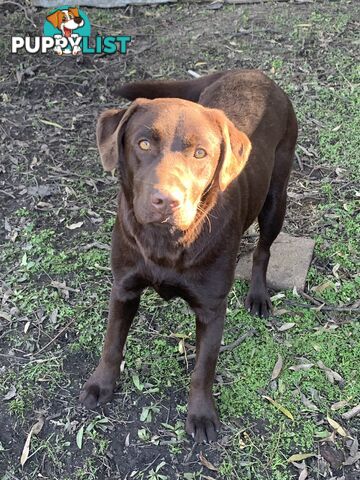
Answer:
[245,291,272,318]
[80,383,113,409]
[80,367,117,409]
[186,407,220,443]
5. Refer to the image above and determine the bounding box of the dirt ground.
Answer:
[0,1,359,479]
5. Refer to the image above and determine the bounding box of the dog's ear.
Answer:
[69,7,80,17]
[96,100,147,171]
[46,10,63,29]
[96,109,128,171]
[212,110,252,191]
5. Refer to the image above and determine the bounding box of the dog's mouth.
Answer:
[63,27,72,38]
[144,208,198,232]
[144,214,177,228]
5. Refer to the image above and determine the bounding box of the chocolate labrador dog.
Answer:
[80,70,297,442]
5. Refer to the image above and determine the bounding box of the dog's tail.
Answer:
[113,71,228,103]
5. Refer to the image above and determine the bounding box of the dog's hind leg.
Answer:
[245,175,288,317]
[245,102,297,317]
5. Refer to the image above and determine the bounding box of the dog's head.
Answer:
[97,98,251,231]
[46,8,84,33]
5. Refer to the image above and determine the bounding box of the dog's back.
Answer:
[115,70,297,182]
[115,70,295,142]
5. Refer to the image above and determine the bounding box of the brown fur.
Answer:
[80,70,298,443]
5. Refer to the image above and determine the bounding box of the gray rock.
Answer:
[235,232,315,291]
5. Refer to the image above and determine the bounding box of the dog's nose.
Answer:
[74,17,83,24]
[151,190,180,213]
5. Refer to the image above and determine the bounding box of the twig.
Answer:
[315,305,360,313]
[219,328,256,352]
[295,293,360,313]
[0,189,16,199]
[25,318,75,357]
[142,454,161,476]
[184,442,198,463]
[178,328,256,362]
[300,291,323,306]
[2,1,37,28]
[129,42,157,57]
[284,299,360,313]
[0,353,27,361]
[295,151,304,171]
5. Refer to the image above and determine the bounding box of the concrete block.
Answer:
[235,232,315,291]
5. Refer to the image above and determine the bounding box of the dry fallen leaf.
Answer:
[199,451,218,472]
[0,311,11,322]
[312,281,334,294]
[66,221,84,230]
[278,322,295,332]
[320,444,345,470]
[39,118,64,129]
[291,458,309,480]
[3,385,17,401]
[300,393,318,411]
[341,404,360,420]
[321,431,336,443]
[327,416,349,438]
[207,0,224,9]
[349,437,358,454]
[263,396,294,421]
[76,425,84,449]
[50,281,78,295]
[343,452,360,466]
[287,453,316,462]
[271,354,283,381]
[318,361,344,385]
[289,363,314,372]
[20,417,44,466]
[332,263,340,279]
[331,400,349,411]
[299,468,308,480]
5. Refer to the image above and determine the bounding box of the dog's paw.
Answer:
[79,369,116,409]
[186,403,220,443]
[245,291,272,318]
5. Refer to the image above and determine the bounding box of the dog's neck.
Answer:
[118,183,222,268]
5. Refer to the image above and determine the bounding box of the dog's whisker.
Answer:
[196,204,212,233]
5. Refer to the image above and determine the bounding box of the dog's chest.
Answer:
[138,262,200,306]
[153,283,182,301]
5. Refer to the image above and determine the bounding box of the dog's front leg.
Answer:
[186,301,226,442]
[80,285,140,409]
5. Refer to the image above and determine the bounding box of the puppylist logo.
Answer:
[11,6,131,56]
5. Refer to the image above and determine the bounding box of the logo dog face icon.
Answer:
[46,7,85,55]
[13,7,130,56]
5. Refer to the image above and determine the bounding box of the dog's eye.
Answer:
[194,148,207,159]
[138,140,151,151]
